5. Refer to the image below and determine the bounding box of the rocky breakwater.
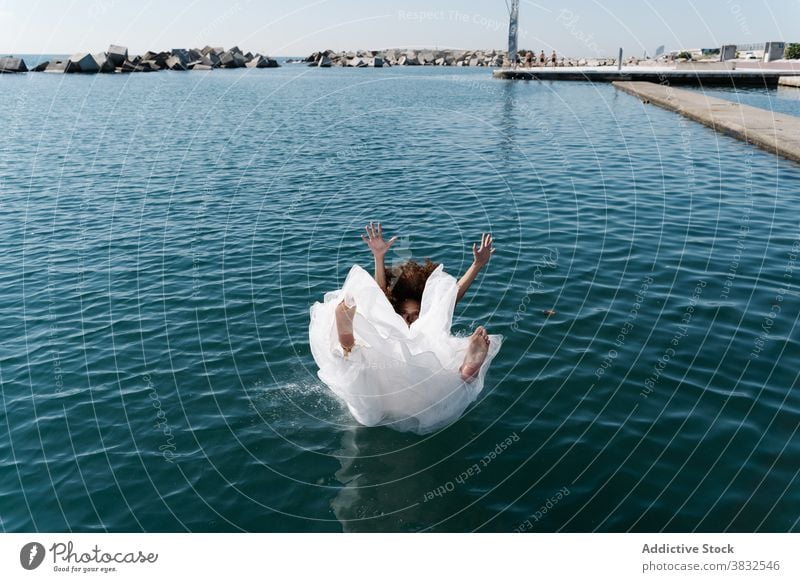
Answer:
[305,48,507,67]
[1,44,278,74]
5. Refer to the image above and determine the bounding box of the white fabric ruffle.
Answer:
[309,264,502,434]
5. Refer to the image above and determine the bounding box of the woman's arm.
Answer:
[361,222,397,292]
[457,233,495,304]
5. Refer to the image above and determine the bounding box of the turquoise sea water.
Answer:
[1,65,799,532]
[696,84,800,117]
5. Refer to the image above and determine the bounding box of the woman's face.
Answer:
[400,299,420,326]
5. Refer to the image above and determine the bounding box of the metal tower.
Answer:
[507,0,520,66]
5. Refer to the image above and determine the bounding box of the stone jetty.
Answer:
[614,81,800,164]
[0,44,279,74]
[305,48,507,67]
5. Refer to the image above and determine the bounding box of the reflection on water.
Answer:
[331,427,440,531]
[331,426,505,532]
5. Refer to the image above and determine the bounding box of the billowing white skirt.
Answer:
[309,264,502,434]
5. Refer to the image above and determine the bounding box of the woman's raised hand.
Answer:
[472,233,495,268]
[456,233,496,304]
[361,222,397,258]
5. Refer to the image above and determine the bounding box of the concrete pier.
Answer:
[779,76,800,88]
[493,66,800,87]
[613,81,800,164]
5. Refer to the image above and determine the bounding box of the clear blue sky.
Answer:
[1,0,797,57]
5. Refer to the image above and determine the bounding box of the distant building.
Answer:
[764,41,785,62]
[720,45,736,61]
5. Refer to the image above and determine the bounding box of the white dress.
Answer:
[309,264,503,434]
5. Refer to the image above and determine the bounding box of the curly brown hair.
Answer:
[385,259,439,312]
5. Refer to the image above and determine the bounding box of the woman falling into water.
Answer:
[309,223,502,434]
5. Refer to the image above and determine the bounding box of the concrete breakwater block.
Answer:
[165,55,187,71]
[184,55,214,68]
[245,54,278,68]
[245,55,262,68]
[218,51,233,66]
[154,52,171,68]
[137,51,168,69]
[218,50,235,67]
[117,58,156,73]
[346,56,367,67]
[137,60,161,72]
[171,48,190,65]
[0,56,28,73]
[67,53,100,73]
[94,53,116,73]
[107,44,128,67]
[232,52,247,67]
[219,49,246,68]
[418,51,436,64]
[119,59,139,73]
[62,51,114,73]
[45,60,68,73]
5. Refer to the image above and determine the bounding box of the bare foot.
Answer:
[336,300,356,356]
[460,326,490,382]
